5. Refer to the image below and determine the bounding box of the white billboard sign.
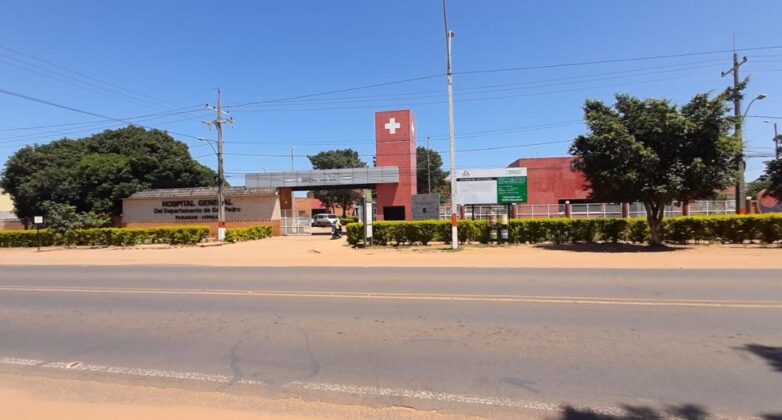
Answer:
[454,168,528,206]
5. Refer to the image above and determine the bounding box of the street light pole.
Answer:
[443,0,458,250]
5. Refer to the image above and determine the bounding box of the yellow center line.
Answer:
[0,285,781,309]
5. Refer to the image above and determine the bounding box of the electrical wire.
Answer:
[0,88,208,143]
[0,43,178,108]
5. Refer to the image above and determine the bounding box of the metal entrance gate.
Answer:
[280,210,311,236]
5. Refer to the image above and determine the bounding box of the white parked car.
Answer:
[311,213,339,228]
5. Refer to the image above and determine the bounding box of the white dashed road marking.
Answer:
[0,354,753,419]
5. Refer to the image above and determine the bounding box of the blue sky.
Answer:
[1,0,781,184]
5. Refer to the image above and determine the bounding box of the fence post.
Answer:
[564,201,572,218]
[621,203,629,218]
[682,201,690,217]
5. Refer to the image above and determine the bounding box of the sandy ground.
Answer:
[0,235,779,269]
[0,373,481,420]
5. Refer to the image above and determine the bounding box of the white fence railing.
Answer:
[439,200,736,220]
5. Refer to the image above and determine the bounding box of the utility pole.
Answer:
[290,144,295,171]
[289,143,297,230]
[426,136,432,194]
[765,121,780,160]
[204,88,234,241]
[721,48,748,214]
[443,0,458,250]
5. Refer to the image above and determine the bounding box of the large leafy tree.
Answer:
[416,146,447,200]
[1,126,216,224]
[765,158,782,199]
[570,93,737,246]
[307,149,367,216]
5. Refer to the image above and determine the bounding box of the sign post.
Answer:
[363,189,373,247]
[33,216,43,252]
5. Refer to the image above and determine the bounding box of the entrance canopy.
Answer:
[245,167,399,191]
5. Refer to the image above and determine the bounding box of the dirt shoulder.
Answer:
[0,372,479,420]
[0,236,779,269]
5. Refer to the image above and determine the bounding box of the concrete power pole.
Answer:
[721,50,748,214]
[290,144,295,171]
[443,0,458,250]
[204,88,234,241]
[426,136,432,194]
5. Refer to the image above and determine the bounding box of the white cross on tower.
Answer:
[384,117,401,135]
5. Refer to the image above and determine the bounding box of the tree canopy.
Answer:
[765,158,782,199]
[1,126,216,224]
[570,93,737,245]
[307,149,367,216]
[416,146,447,200]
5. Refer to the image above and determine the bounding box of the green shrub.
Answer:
[346,223,363,245]
[627,219,650,243]
[596,219,629,243]
[547,219,573,244]
[342,215,782,247]
[570,219,599,243]
[0,230,56,247]
[0,226,209,247]
[758,215,782,243]
[512,220,549,243]
[225,225,273,243]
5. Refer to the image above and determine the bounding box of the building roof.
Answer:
[125,186,277,200]
[245,167,399,190]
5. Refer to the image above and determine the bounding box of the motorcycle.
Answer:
[331,222,342,239]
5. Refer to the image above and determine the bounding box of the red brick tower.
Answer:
[375,110,417,220]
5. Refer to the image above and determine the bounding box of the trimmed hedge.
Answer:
[346,215,782,246]
[0,226,209,247]
[225,225,273,243]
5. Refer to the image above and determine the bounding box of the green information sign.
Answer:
[497,176,527,204]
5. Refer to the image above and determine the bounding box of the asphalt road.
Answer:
[1,266,781,419]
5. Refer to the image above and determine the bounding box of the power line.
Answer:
[455,45,782,75]
[205,120,583,147]
[227,74,443,109]
[0,105,205,133]
[0,112,212,147]
[0,87,206,141]
[229,71,715,114]
[219,139,570,159]
[232,60,725,108]
[0,55,167,110]
[222,45,782,112]
[0,43,178,108]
